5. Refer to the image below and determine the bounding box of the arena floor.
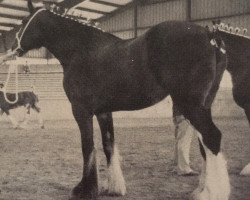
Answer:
[0,117,249,200]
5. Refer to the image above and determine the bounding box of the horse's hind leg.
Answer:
[177,105,230,200]
[97,112,126,196]
[32,104,44,129]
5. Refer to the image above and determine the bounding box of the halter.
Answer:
[13,8,46,54]
[3,64,19,104]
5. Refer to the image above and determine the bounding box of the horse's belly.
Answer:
[94,84,167,114]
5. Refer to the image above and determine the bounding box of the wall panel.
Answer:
[191,0,250,20]
[100,8,134,32]
[138,0,187,27]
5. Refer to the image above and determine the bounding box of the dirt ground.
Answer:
[0,117,249,200]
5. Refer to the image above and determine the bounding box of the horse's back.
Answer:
[19,91,38,104]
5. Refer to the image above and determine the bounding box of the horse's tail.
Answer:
[33,92,39,103]
[203,27,227,107]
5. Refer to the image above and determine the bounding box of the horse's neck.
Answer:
[221,32,250,77]
[42,15,119,67]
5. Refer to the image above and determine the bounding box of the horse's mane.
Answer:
[47,5,121,42]
[215,23,250,40]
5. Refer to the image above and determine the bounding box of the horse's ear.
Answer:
[28,0,34,14]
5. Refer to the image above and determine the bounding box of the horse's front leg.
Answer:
[70,104,98,200]
[20,104,31,129]
[4,110,18,128]
[96,112,126,196]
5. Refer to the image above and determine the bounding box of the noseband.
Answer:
[14,8,46,54]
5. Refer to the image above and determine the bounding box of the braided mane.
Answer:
[48,4,105,32]
[214,22,250,40]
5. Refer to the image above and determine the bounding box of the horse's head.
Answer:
[12,0,46,56]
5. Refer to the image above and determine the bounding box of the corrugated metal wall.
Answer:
[191,0,249,20]
[100,8,134,32]
[138,0,187,27]
[101,0,250,38]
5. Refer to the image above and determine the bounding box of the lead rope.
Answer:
[3,65,19,104]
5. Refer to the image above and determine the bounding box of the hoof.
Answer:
[69,191,98,200]
[69,184,98,200]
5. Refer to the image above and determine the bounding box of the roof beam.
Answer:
[76,6,109,15]
[90,0,122,8]
[0,13,24,20]
[0,3,28,12]
[0,22,16,28]
[0,7,29,17]
[0,0,28,8]
[97,1,134,22]
[57,0,86,8]
[0,25,13,31]
[0,17,22,25]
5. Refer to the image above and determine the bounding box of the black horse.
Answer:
[212,22,250,175]
[8,1,231,199]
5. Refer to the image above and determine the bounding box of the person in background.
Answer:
[172,103,198,176]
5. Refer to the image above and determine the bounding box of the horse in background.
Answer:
[0,83,44,129]
[7,1,231,199]
[212,21,250,175]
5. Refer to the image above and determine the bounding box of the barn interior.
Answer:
[0,1,249,200]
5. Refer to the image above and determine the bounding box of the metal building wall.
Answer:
[191,0,249,20]
[100,0,250,39]
[137,0,187,27]
[100,7,135,39]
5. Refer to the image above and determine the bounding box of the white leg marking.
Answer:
[240,163,250,176]
[175,120,195,174]
[20,109,30,129]
[8,114,18,128]
[192,142,230,200]
[192,159,206,198]
[86,149,99,180]
[107,145,126,196]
